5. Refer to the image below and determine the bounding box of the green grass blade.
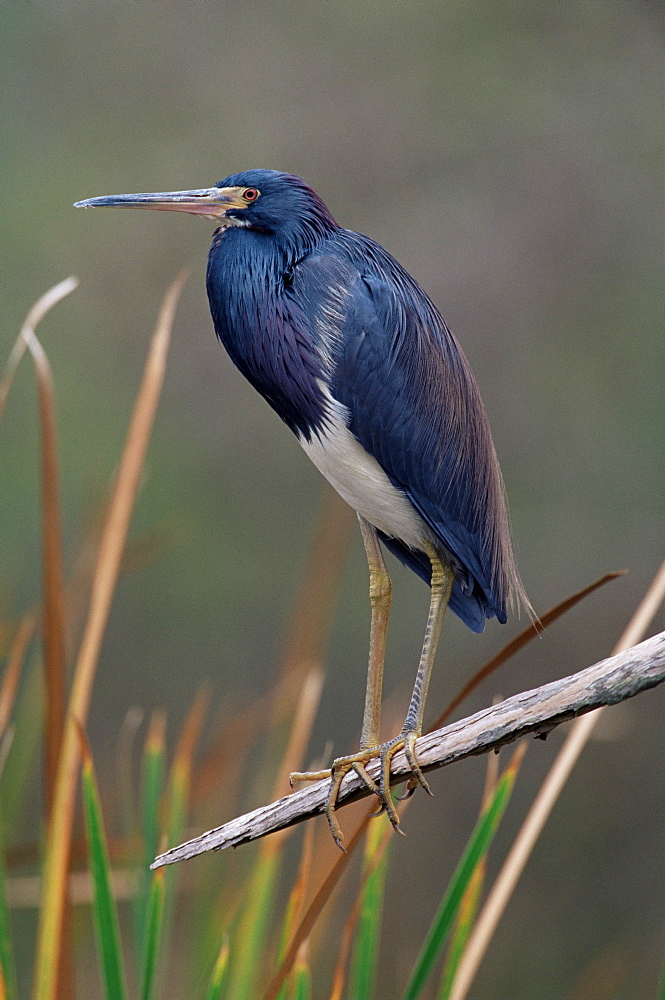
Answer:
[202,936,230,1000]
[274,879,302,1000]
[141,712,166,883]
[140,869,165,1000]
[163,689,208,926]
[135,712,166,957]
[0,659,41,845]
[78,730,127,1000]
[0,820,17,1000]
[402,751,522,1000]
[116,707,144,846]
[291,952,312,1000]
[274,821,315,1000]
[165,762,187,864]
[437,860,485,999]
[348,814,391,1000]
[225,849,280,1000]
[155,689,209,993]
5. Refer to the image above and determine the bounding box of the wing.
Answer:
[325,248,520,632]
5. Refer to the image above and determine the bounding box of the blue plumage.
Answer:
[205,170,522,631]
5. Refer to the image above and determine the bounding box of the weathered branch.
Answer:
[153,630,665,868]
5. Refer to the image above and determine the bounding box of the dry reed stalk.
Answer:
[447,556,665,1000]
[1,279,80,822]
[32,273,186,1000]
[21,319,67,821]
[172,687,210,779]
[0,613,37,742]
[4,279,80,998]
[0,278,78,419]
[269,666,325,811]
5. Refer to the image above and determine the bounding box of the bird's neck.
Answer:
[206,227,329,439]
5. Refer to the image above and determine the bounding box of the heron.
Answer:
[75,169,529,848]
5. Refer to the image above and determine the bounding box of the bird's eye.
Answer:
[243,188,259,203]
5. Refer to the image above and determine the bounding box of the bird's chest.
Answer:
[300,399,427,549]
[207,245,328,439]
[208,237,427,548]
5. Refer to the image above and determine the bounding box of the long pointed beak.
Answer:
[74,187,241,220]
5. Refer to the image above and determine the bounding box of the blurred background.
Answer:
[1,2,663,997]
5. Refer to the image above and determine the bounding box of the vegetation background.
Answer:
[1,2,662,997]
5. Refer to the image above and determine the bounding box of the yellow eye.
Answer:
[243,187,259,203]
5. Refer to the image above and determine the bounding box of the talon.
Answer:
[396,781,417,801]
[369,800,387,819]
[378,739,406,831]
[327,806,347,852]
[305,729,431,848]
[403,732,432,796]
[327,808,346,852]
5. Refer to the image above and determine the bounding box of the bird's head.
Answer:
[75,168,338,252]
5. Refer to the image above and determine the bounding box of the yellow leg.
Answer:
[291,532,454,849]
[377,543,454,807]
[291,516,392,847]
[358,515,391,749]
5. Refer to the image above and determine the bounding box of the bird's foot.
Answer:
[290,750,381,850]
[290,729,430,850]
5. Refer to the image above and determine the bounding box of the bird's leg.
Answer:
[290,533,454,848]
[326,516,393,811]
[290,516,392,847]
[357,515,391,750]
[378,543,454,810]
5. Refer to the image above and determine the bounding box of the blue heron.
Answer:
[75,169,528,848]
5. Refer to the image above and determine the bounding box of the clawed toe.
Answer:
[351,761,380,795]
[290,730,429,849]
[289,766,332,790]
[402,731,432,796]
[297,730,429,848]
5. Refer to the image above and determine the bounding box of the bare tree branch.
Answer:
[153,630,665,868]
